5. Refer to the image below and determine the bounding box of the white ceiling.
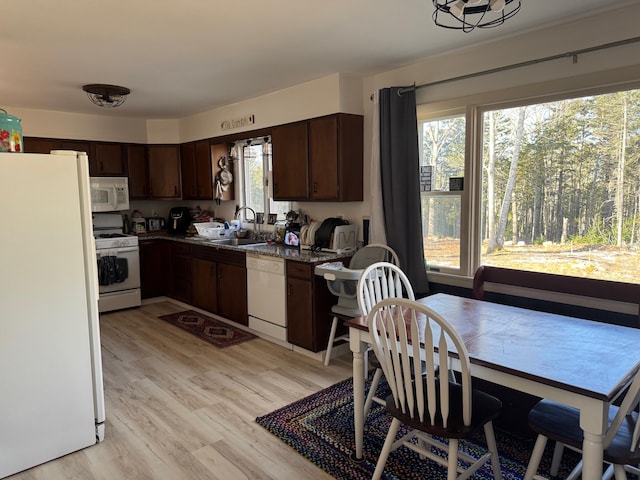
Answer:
[3,0,636,119]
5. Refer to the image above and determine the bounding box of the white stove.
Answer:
[93,213,141,313]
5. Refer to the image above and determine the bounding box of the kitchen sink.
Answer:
[208,238,267,246]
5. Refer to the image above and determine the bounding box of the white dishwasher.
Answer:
[246,253,287,342]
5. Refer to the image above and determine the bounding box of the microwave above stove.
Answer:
[90,177,129,212]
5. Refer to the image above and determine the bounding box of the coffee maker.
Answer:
[168,207,191,235]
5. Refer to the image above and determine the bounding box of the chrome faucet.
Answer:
[235,206,260,237]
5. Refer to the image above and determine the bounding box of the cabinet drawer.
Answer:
[286,260,313,280]
[192,245,246,267]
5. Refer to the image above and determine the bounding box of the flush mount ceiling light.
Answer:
[82,84,130,108]
[433,0,521,33]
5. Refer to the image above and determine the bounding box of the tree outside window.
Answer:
[480,89,640,283]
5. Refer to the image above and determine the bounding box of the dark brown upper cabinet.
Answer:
[271,113,363,202]
[180,140,214,200]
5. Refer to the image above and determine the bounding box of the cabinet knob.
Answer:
[313,181,318,193]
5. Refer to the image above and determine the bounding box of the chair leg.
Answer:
[613,464,627,480]
[550,442,564,476]
[364,368,383,417]
[483,422,502,480]
[324,316,339,366]
[372,418,401,480]
[523,434,548,480]
[448,438,459,480]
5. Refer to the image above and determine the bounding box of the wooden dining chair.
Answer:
[356,261,415,418]
[524,369,640,480]
[368,297,503,480]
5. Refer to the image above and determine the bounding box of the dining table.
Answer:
[346,293,640,480]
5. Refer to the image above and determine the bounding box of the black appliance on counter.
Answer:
[168,207,191,235]
[284,209,301,247]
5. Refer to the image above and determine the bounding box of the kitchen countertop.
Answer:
[138,232,353,263]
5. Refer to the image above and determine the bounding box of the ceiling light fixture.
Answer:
[432,0,521,33]
[82,84,131,108]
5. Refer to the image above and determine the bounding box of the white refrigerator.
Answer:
[0,151,105,478]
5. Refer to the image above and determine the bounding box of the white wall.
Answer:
[176,73,363,143]
[4,107,148,143]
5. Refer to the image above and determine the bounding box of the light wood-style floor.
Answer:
[10,300,353,480]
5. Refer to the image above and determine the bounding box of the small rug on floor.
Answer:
[158,310,257,349]
[256,377,582,480]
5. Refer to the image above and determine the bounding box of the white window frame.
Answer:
[418,106,473,278]
[235,136,290,230]
[419,80,640,287]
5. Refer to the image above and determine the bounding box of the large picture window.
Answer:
[419,85,640,286]
[479,89,640,283]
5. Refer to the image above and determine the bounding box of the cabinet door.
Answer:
[180,142,198,199]
[169,243,191,303]
[94,143,125,176]
[148,145,182,198]
[194,140,213,199]
[286,276,314,349]
[23,137,61,154]
[126,144,149,199]
[334,113,364,202]
[309,113,363,202]
[181,140,214,200]
[271,121,309,200]
[309,115,339,200]
[217,263,247,325]
[140,240,169,299]
[192,258,217,313]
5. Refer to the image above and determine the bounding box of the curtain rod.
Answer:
[371,36,640,99]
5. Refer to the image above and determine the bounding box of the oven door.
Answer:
[96,246,140,294]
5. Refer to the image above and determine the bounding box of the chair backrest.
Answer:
[326,244,400,310]
[360,243,400,266]
[368,297,472,427]
[349,244,399,270]
[357,261,415,316]
[604,369,640,452]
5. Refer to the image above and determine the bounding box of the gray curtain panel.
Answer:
[379,86,429,295]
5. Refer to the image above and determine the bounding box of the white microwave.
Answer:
[90,177,130,212]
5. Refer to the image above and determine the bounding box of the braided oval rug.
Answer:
[256,377,582,480]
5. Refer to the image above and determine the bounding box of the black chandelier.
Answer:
[432,0,521,33]
[82,84,131,108]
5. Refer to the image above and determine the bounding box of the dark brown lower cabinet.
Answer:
[286,260,336,352]
[216,262,247,326]
[191,257,217,313]
[191,245,247,326]
[169,243,192,304]
[139,239,169,299]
